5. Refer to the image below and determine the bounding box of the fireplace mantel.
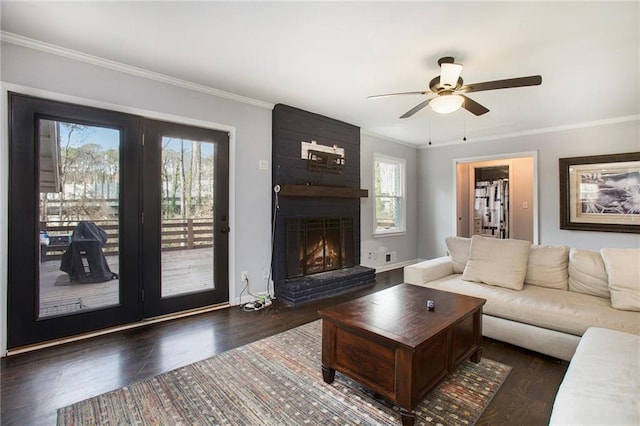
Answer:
[279,184,368,199]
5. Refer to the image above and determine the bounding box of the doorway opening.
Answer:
[455,153,537,243]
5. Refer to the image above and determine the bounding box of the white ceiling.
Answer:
[1,1,638,147]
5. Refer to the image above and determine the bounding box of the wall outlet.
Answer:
[385,252,397,263]
[241,271,249,282]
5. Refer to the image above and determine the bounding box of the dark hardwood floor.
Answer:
[1,269,568,425]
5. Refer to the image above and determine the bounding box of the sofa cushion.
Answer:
[525,245,569,290]
[601,248,640,312]
[413,275,640,336]
[445,236,471,273]
[568,248,610,298]
[462,236,531,290]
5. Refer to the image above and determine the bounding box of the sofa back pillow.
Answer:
[461,235,531,290]
[568,248,610,298]
[524,245,569,290]
[445,236,471,273]
[601,248,640,312]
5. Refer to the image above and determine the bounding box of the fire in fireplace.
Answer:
[286,218,354,278]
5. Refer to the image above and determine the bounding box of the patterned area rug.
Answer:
[57,320,511,425]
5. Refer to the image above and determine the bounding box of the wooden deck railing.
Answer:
[161,220,214,252]
[40,219,214,260]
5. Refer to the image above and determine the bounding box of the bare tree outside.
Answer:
[160,138,214,222]
[40,122,119,224]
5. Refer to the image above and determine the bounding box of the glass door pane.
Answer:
[38,119,121,318]
[160,138,215,298]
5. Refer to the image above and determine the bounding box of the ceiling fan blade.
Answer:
[400,98,432,119]
[367,90,431,99]
[462,75,542,93]
[461,95,489,116]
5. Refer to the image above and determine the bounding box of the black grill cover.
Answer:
[60,221,118,283]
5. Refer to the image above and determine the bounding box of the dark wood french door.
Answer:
[7,93,229,349]
[141,120,229,317]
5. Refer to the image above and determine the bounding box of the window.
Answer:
[374,154,406,235]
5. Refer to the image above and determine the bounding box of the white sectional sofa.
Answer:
[549,327,640,425]
[404,235,640,361]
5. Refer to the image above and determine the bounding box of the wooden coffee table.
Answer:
[318,284,486,426]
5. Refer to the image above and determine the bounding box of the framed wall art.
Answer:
[559,152,640,233]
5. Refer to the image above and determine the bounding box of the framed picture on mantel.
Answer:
[559,152,640,233]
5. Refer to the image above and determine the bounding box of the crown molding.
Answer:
[418,115,640,149]
[3,31,637,149]
[1,31,274,111]
[360,129,417,149]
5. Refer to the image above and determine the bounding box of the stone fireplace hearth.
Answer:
[272,104,375,305]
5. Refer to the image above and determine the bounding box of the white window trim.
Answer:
[373,153,406,236]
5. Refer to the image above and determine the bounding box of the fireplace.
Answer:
[287,217,354,278]
[272,104,376,305]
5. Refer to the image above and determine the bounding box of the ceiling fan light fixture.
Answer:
[430,94,464,114]
[440,62,463,87]
[370,57,541,119]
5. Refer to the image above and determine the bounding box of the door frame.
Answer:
[0,83,237,355]
[453,151,539,244]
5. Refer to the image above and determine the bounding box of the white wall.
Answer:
[418,119,640,259]
[360,133,419,271]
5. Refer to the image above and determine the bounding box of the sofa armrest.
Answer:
[404,257,455,285]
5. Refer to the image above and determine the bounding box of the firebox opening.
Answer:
[286,217,354,278]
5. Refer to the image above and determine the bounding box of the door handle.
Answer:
[220,226,230,234]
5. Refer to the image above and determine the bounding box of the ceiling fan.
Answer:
[368,57,542,118]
